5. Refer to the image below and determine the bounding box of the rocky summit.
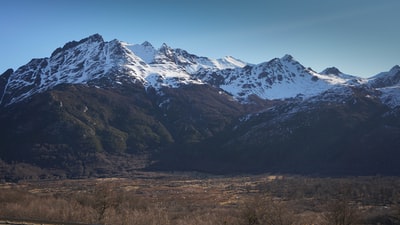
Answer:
[1,34,400,180]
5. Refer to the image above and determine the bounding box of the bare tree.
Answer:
[241,195,297,225]
[93,183,121,224]
[324,198,359,225]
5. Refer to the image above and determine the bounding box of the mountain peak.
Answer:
[126,41,157,64]
[160,43,171,50]
[159,43,173,54]
[390,65,400,72]
[86,33,104,43]
[51,34,105,57]
[368,65,400,89]
[321,67,343,76]
[141,41,153,48]
[278,54,303,67]
[281,54,294,62]
[156,43,175,63]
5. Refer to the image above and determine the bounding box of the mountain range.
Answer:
[1,34,399,180]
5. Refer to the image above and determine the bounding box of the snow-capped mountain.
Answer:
[125,41,247,72]
[0,34,248,106]
[0,33,398,107]
[368,65,400,108]
[368,65,400,88]
[0,34,148,106]
[194,54,366,101]
[2,34,400,178]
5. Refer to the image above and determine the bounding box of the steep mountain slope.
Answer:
[0,83,246,178]
[368,65,400,88]
[155,86,400,175]
[0,34,400,179]
[0,34,145,106]
[368,65,400,108]
[0,83,167,177]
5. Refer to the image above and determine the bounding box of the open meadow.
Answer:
[1,172,400,225]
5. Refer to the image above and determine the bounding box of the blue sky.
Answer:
[1,0,399,77]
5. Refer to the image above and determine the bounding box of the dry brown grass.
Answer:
[0,173,399,225]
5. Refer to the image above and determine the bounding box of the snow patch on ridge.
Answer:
[379,86,400,108]
[124,41,157,64]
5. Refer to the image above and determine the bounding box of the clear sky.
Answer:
[1,0,399,77]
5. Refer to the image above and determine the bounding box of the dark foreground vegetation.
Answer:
[1,173,400,225]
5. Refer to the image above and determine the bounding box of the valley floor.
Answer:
[1,172,399,225]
